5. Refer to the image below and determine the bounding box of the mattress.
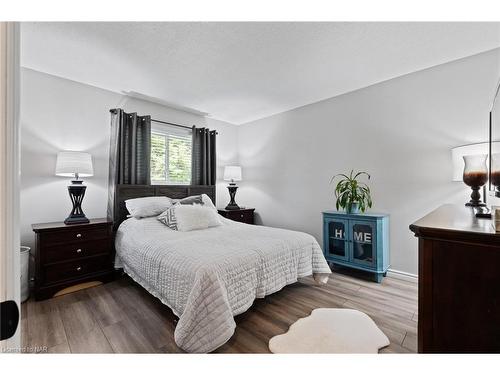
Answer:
[115,216,331,353]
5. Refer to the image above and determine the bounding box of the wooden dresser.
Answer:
[410,204,500,353]
[218,208,255,224]
[32,218,114,300]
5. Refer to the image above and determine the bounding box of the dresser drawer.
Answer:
[43,255,111,284]
[43,239,111,264]
[41,226,110,246]
[225,210,254,224]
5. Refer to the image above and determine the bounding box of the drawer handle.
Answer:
[76,233,82,238]
[76,248,82,254]
[240,214,244,218]
[76,266,82,271]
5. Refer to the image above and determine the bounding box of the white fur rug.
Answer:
[268,308,390,353]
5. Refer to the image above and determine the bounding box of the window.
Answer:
[150,124,192,185]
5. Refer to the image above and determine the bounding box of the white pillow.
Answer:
[201,194,216,209]
[125,196,173,218]
[158,194,217,230]
[174,204,222,232]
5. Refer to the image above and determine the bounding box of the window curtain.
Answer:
[191,126,217,185]
[107,109,151,219]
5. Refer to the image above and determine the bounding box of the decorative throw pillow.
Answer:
[158,195,205,229]
[175,204,222,232]
[178,195,204,205]
[157,205,179,230]
[125,196,173,219]
[201,194,216,209]
[169,194,215,208]
[157,194,221,231]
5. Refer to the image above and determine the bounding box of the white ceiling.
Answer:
[21,22,500,125]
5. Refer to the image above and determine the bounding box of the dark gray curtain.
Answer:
[107,109,151,219]
[191,126,217,185]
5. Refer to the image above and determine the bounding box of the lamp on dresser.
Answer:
[451,143,500,218]
[223,165,242,210]
[55,151,93,224]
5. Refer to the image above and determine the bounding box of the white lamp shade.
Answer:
[55,151,94,178]
[223,166,242,182]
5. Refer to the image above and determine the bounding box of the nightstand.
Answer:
[32,218,114,300]
[218,208,255,224]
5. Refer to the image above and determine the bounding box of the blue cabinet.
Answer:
[323,211,389,283]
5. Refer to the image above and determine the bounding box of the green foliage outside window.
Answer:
[151,132,191,184]
[151,133,166,181]
[167,136,191,183]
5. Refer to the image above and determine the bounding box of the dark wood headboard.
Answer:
[112,184,216,229]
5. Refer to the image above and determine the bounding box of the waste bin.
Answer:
[20,246,30,302]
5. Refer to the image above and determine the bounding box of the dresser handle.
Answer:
[240,214,244,218]
[76,266,82,271]
[76,248,82,254]
[76,233,82,238]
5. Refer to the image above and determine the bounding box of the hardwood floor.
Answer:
[22,270,417,353]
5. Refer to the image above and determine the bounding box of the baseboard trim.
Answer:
[387,268,418,283]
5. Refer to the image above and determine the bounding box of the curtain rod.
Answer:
[152,118,217,134]
[151,118,193,130]
[109,108,217,134]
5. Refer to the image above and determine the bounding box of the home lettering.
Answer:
[354,231,372,243]
[333,228,371,243]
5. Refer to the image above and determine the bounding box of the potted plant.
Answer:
[330,170,372,214]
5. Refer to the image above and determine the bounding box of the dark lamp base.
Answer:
[64,215,90,225]
[465,202,486,207]
[465,186,486,208]
[225,184,240,210]
[64,182,89,225]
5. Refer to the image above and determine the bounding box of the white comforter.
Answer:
[115,216,331,353]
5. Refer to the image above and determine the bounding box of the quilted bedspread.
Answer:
[114,216,331,353]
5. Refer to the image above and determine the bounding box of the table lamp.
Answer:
[223,166,242,210]
[55,151,94,224]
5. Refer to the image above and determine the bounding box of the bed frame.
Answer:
[112,184,216,229]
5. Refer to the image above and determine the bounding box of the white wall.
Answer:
[21,49,500,275]
[20,68,238,249]
[237,48,500,275]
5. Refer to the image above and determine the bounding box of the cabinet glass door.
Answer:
[325,218,349,261]
[351,220,376,267]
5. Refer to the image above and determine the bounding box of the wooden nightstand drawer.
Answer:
[41,226,109,246]
[227,210,252,222]
[43,239,111,264]
[218,208,255,224]
[43,255,111,284]
[32,218,114,300]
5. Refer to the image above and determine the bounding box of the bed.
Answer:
[111,184,331,353]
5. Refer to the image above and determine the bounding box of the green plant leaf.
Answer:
[353,171,370,180]
[332,169,373,212]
